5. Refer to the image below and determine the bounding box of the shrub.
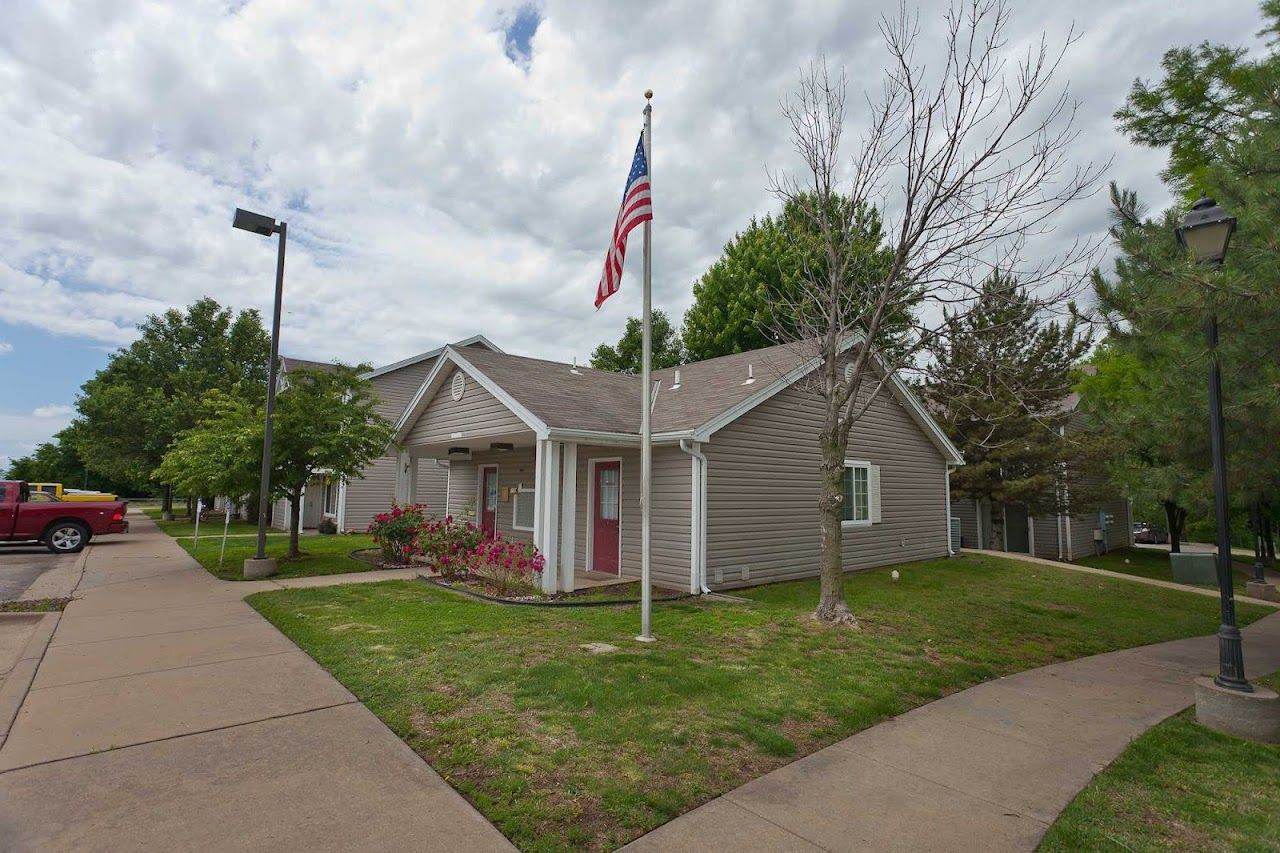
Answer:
[464,536,545,597]
[368,503,428,563]
[416,516,486,580]
[318,518,338,535]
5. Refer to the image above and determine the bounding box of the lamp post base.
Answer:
[1195,676,1280,743]
[1246,580,1278,602]
[243,557,278,579]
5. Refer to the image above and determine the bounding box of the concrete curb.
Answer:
[18,545,90,603]
[0,611,60,751]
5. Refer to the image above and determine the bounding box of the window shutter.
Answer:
[869,464,882,523]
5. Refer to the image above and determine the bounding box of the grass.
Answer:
[142,506,374,580]
[181,533,378,581]
[0,598,70,612]
[1077,547,1250,594]
[1041,672,1280,851]
[248,553,1273,852]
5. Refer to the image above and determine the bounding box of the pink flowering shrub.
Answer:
[367,503,428,564]
[416,516,486,580]
[464,536,545,597]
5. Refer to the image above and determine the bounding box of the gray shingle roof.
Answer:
[280,356,339,374]
[455,340,819,435]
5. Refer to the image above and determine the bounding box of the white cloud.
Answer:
[31,403,74,419]
[0,341,12,354]
[0,0,1265,370]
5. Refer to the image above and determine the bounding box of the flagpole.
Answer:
[636,89,655,643]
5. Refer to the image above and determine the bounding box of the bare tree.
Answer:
[769,0,1107,624]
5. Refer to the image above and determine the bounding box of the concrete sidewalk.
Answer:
[625,611,1280,852]
[0,514,512,851]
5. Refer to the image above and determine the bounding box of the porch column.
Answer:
[394,449,411,505]
[559,443,577,592]
[406,457,420,505]
[534,439,561,593]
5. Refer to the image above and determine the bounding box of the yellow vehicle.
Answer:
[29,483,119,502]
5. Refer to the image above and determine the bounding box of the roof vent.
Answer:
[570,356,582,376]
[671,369,681,390]
[741,364,755,386]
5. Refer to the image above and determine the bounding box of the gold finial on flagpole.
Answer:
[644,88,653,100]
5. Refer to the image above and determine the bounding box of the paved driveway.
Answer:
[0,546,77,601]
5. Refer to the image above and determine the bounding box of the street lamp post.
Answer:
[1175,195,1251,692]
[232,207,287,579]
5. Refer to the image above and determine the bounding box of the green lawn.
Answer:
[179,531,379,581]
[1041,673,1280,851]
[248,554,1272,852]
[141,506,270,538]
[1077,547,1249,594]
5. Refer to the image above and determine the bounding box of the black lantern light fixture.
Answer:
[1176,195,1251,692]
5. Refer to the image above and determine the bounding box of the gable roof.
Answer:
[362,334,503,380]
[392,339,964,464]
[279,356,338,374]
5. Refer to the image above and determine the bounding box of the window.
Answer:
[842,461,874,525]
[513,486,535,531]
[323,479,338,515]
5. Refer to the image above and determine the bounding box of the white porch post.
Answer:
[336,477,348,532]
[559,443,577,592]
[394,449,410,505]
[534,439,561,593]
[406,457,420,505]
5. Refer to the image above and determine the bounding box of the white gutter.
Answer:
[679,439,711,594]
[944,464,955,555]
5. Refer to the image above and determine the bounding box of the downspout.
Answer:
[944,464,955,555]
[679,439,711,594]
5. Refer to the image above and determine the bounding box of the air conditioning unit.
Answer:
[1093,528,1105,542]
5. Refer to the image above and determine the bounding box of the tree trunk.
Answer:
[1163,500,1185,554]
[287,489,302,559]
[1264,509,1275,569]
[161,485,174,521]
[814,433,857,625]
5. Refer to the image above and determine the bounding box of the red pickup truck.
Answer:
[0,481,129,553]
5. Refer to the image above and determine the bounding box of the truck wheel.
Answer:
[46,521,90,554]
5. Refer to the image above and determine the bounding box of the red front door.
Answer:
[480,466,499,538]
[592,461,621,574]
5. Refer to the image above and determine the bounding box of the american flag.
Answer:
[595,132,652,309]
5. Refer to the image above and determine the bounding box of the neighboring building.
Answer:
[950,392,1132,561]
[269,337,503,534]
[387,337,965,593]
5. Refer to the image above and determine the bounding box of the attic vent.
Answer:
[844,363,854,383]
[741,364,755,386]
[671,369,681,390]
[450,371,466,401]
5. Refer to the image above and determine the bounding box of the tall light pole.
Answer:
[233,207,287,580]
[1175,195,1251,692]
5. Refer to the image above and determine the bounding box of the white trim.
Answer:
[841,459,874,528]
[546,427,694,447]
[477,464,499,538]
[361,334,503,380]
[512,484,536,532]
[392,346,549,447]
[534,439,560,593]
[559,444,577,593]
[336,477,348,532]
[1028,514,1036,557]
[585,456,623,575]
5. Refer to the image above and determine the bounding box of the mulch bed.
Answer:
[349,548,415,570]
[420,575,693,607]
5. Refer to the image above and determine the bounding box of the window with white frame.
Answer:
[323,479,338,515]
[842,462,871,524]
[512,485,535,531]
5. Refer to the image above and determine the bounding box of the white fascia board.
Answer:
[362,334,504,380]
[545,428,694,447]
[392,347,549,448]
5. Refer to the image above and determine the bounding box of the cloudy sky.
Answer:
[0,0,1263,468]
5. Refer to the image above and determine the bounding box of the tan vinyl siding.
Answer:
[454,447,539,545]
[704,382,949,589]
[1030,513,1062,560]
[570,446,689,591]
[448,460,478,521]
[404,373,528,447]
[953,497,981,549]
